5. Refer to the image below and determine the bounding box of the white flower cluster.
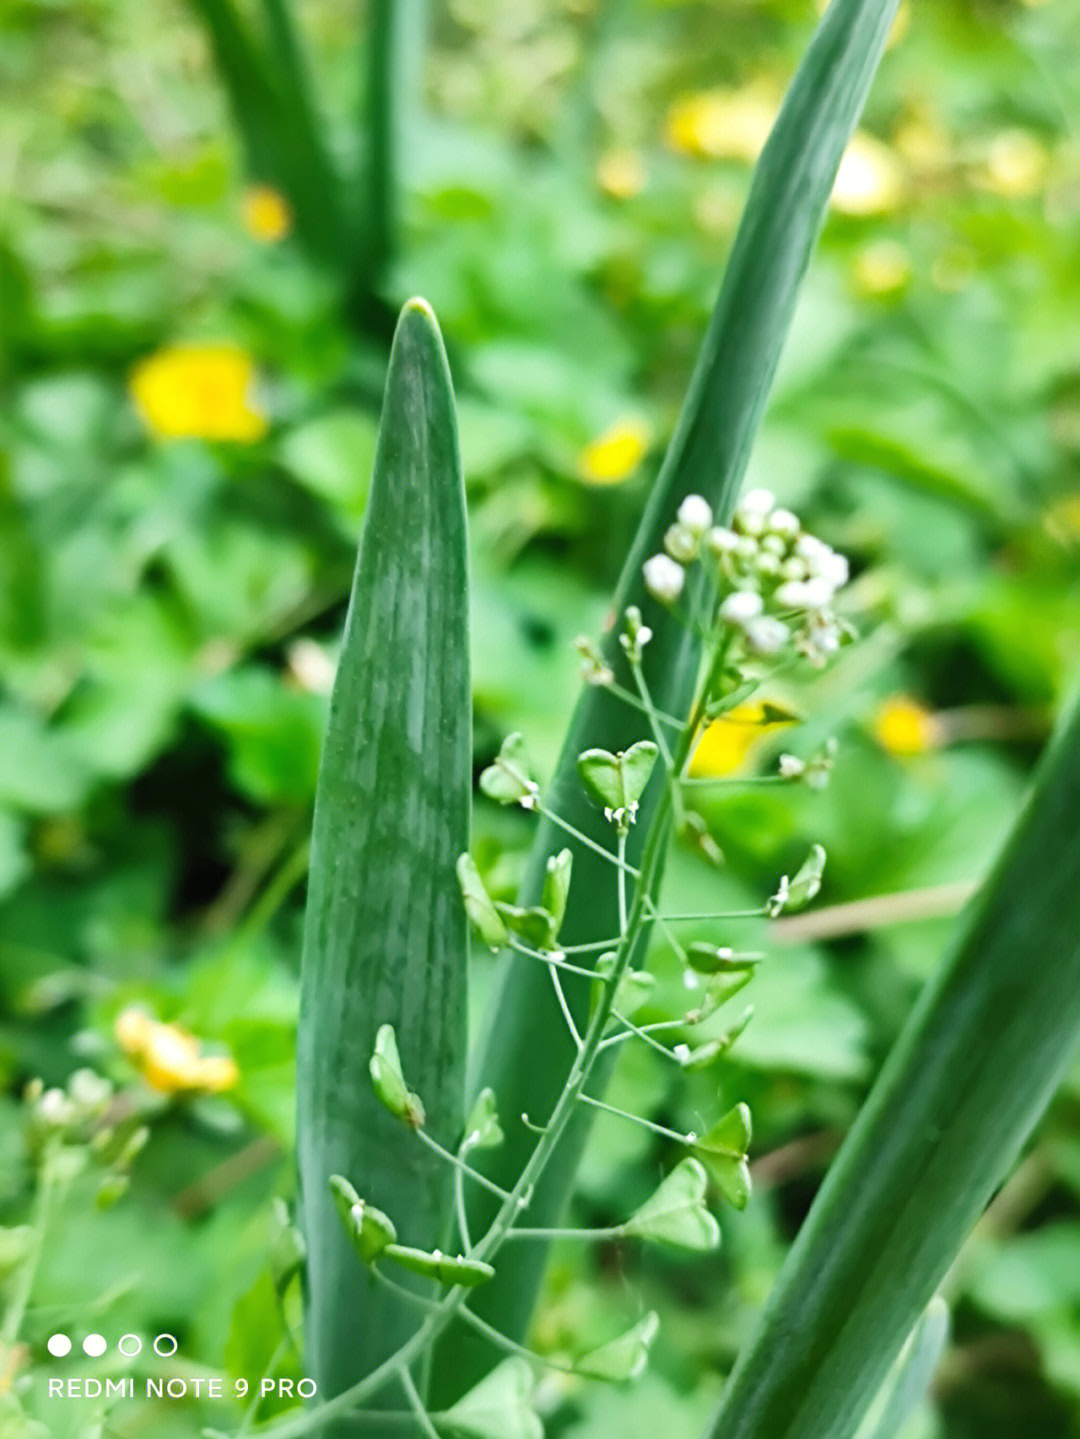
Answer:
[642,488,851,666]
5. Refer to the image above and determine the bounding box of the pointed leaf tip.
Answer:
[576,1311,660,1381]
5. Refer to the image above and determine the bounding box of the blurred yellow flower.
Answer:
[872,696,943,756]
[852,239,911,296]
[979,129,1049,199]
[596,147,646,199]
[664,83,778,163]
[688,703,796,778]
[241,184,293,242]
[115,1007,239,1095]
[832,132,904,216]
[130,344,268,442]
[577,416,651,485]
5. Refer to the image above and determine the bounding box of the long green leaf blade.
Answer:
[297,299,470,1435]
[434,0,900,1402]
[705,691,1080,1439]
[186,0,353,271]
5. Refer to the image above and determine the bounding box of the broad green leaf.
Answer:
[438,0,901,1400]
[479,733,538,806]
[577,740,659,815]
[297,300,470,1427]
[382,1245,495,1288]
[625,1158,720,1251]
[542,849,573,937]
[576,1311,660,1382]
[439,1359,542,1439]
[329,1176,397,1264]
[462,1088,503,1152]
[707,691,1080,1438]
[369,1023,425,1128]
[854,1299,950,1439]
[458,854,509,949]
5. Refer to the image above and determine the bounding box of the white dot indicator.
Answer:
[118,1334,142,1357]
[83,1334,107,1358]
[47,1334,72,1357]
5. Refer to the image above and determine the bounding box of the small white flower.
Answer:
[739,487,775,515]
[706,525,738,556]
[775,580,812,609]
[734,506,768,538]
[677,494,713,535]
[818,548,850,588]
[744,615,790,655]
[719,590,764,625]
[673,1044,691,1065]
[780,555,808,582]
[778,753,805,779]
[795,533,830,568]
[643,553,686,604]
[776,577,834,610]
[768,508,800,540]
[735,535,760,564]
[664,523,700,563]
[755,552,781,580]
[759,533,787,558]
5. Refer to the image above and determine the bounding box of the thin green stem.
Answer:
[561,937,624,955]
[507,938,600,980]
[577,1091,695,1146]
[627,654,678,773]
[454,1161,471,1252]
[398,1367,439,1439]
[414,1131,515,1203]
[617,830,628,935]
[456,1304,578,1376]
[604,679,685,731]
[681,775,789,788]
[503,1223,625,1242]
[599,1011,688,1056]
[538,804,641,878]
[548,962,583,1050]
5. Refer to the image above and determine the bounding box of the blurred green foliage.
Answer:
[1,0,1079,1434]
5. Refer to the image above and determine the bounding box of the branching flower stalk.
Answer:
[262,492,848,1439]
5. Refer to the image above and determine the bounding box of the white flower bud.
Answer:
[719,589,764,625]
[755,552,781,580]
[759,533,787,558]
[664,523,700,563]
[744,616,790,655]
[778,753,805,779]
[768,508,800,540]
[818,549,850,588]
[706,525,738,557]
[677,494,713,535]
[735,535,759,564]
[739,487,775,515]
[780,556,808,582]
[643,553,686,604]
[776,577,834,610]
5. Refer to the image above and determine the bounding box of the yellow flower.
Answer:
[688,703,796,778]
[664,84,778,163]
[130,344,268,442]
[831,132,904,216]
[979,129,1049,199]
[114,1007,239,1095]
[241,184,293,242]
[577,416,651,485]
[852,239,911,297]
[596,148,646,200]
[872,696,943,756]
